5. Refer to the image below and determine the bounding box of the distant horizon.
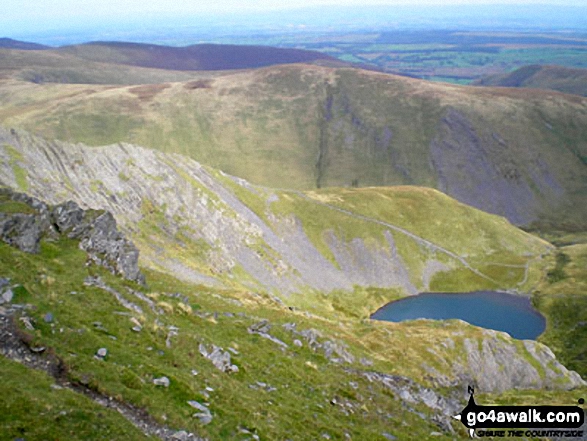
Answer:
[2,3,586,46]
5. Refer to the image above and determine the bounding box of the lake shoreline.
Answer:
[370,290,546,340]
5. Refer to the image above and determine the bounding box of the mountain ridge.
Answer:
[1,63,585,231]
[0,126,552,313]
[0,137,585,440]
[56,41,342,71]
[1,35,587,441]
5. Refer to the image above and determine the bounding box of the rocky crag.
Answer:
[0,187,144,284]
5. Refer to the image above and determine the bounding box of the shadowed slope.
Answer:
[474,64,587,97]
[0,48,223,84]
[57,42,340,71]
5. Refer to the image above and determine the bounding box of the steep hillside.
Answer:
[57,42,341,71]
[1,187,585,440]
[474,64,587,97]
[533,243,587,378]
[1,64,585,230]
[0,127,552,317]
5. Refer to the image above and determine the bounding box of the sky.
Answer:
[2,0,585,21]
[1,0,585,43]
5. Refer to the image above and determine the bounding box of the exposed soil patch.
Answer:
[129,83,171,102]
[184,80,213,90]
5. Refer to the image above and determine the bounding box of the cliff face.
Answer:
[0,127,551,305]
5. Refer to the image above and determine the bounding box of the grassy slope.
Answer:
[128,161,552,316]
[0,131,551,313]
[0,357,151,441]
[534,243,587,377]
[0,62,585,229]
[474,64,587,97]
[267,186,550,297]
[0,218,583,440]
[0,232,458,440]
[295,186,548,291]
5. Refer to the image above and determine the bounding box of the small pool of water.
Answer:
[370,291,546,340]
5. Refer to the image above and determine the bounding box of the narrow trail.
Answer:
[0,306,202,441]
[288,190,500,284]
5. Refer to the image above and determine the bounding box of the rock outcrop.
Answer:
[0,187,144,284]
[447,329,586,393]
[198,343,239,373]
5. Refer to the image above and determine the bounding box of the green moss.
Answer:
[0,200,36,214]
[4,144,29,192]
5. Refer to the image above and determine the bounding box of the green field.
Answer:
[207,30,587,84]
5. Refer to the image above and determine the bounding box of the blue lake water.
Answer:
[370,291,546,340]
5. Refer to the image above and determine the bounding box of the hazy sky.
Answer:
[2,0,584,20]
[2,0,585,41]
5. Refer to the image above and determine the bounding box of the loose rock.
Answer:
[188,400,213,425]
[199,343,239,373]
[19,316,34,330]
[153,376,170,387]
[0,279,13,304]
[248,319,271,334]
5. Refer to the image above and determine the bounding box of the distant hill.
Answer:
[474,65,587,97]
[0,38,49,50]
[2,64,586,232]
[57,42,341,71]
[0,47,217,84]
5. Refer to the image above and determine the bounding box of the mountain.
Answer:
[474,64,587,97]
[0,127,552,309]
[0,37,49,50]
[1,129,585,440]
[56,42,341,71]
[0,47,215,84]
[1,62,585,231]
[0,42,345,84]
[1,39,587,441]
